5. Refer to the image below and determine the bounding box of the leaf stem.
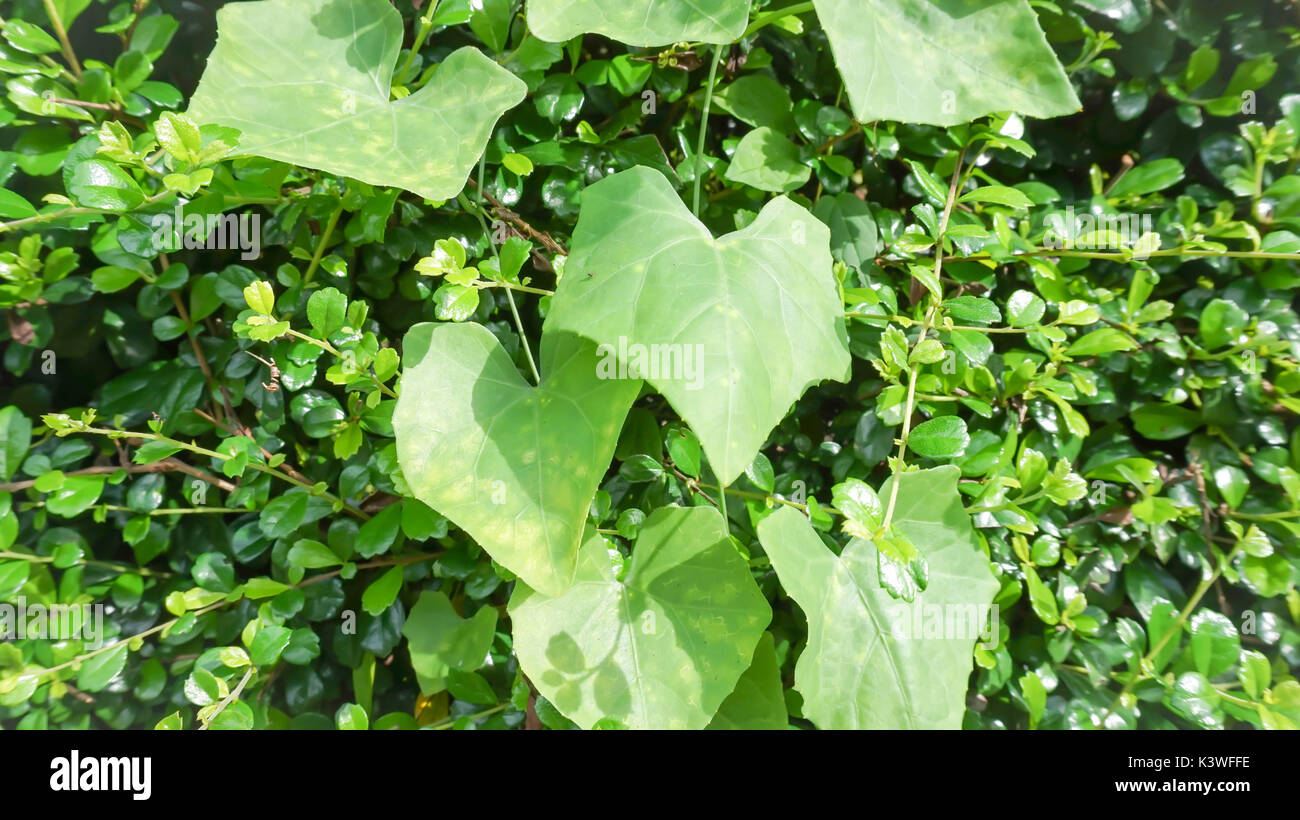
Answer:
[0,189,174,234]
[881,148,966,531]
[40,0,82,80]
[429,703,507,729]
[199,667,254,730]
[395,1,440,86]
[301,204,343,289]
[742,1,817,38]
[1102,541,1246,723]
[72,424,369,520]
[0,550,175,577]
[461,182,541,384]
[692,44,723,217]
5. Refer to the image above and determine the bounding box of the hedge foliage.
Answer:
[1,0,1298,731]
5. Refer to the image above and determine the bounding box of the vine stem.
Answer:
[692,45,723,217]
[40,0,82,80]
[1101,541,1246,723]
[300,204,343,289]
[395,0,440,85]
[0,189,174,234]
[31,600,235,682]
[741,1,816,37]
[945,248,1300,263]
[200,667,254,730]
[429,703,507,729]
[880,147,967,532]
[460,178,541,384]
[68,424,369,520]
[0,550,175,578]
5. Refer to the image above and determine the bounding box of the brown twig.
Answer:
[465,178,568,257]
[0,458,235,493]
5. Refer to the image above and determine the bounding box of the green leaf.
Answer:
[1108,158,1185,198]
[401,591,498,695]
[1066,327,1137,357]
[756,467,998,729]
[249,624,292,667]
[361,566,403,616]
[547,167,850,485]
[909,416,969,459]
[813,193,878,269]
[0,189,37,219]
[714,75,797,133]
[46,475,106,517]
[1022,563,1059,625]
[526,0,750,46]
[4,20,60,55]
[745,453,775,493]
[0,406,32,481]
[959,185,1034,209]
[724,127,811,193]
[243,280,275,315]
[432,283,479,322]
[1198,298,1248,350]
[707,633,788,730]
[394,322,639,596]
[66,159,145,211]
[287,538,342,569]
[335,703,369,730]
[355,503,402,559]
[814,0,1079,126]
[187,0,527,201]
[1188,610,1240,679]
[1131,403,1201,440]
[1056,300,1101,325]
[77,645,129,692]
[1006,289,1045,327]
[832,478,883,539]
[131,440,182,465]
[307,287,347,337]
[511,508,771,729]
[446,669,498,704]
[942,296,1001,325]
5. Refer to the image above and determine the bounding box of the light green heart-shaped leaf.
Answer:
[756,466,998,729]
[402,590,498,695]
[546,166,850,485]
[526,0,752,47]
[188,0,526,201]
[511,507,772,729]
[813,0,1080,126]
[394,322,639,596]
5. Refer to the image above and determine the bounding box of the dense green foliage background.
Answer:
[1,0,1298,730]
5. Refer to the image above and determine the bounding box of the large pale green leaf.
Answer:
[813,0,1080,126]
[402,590,498,695]
[756,466,998,729]
[187,0,526,201]
[526,0,751,47]
[706,632,788,730]
[394,323,639,596]
[511,508,771,729]
[546,166,850,485]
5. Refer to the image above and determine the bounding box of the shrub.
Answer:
[0,0,1297,731]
